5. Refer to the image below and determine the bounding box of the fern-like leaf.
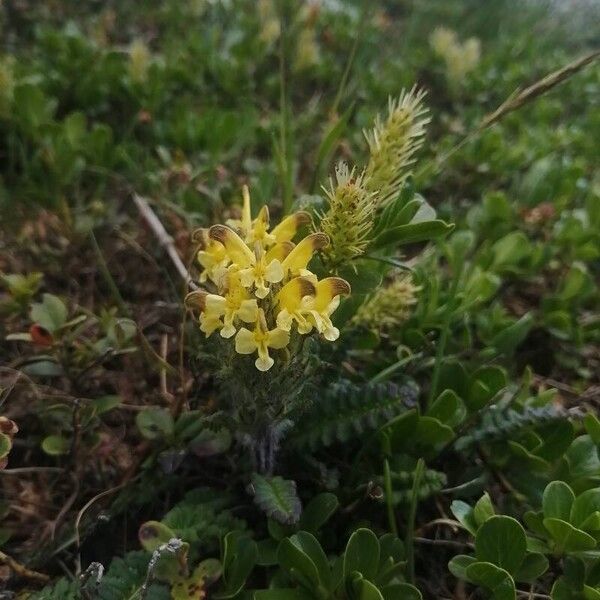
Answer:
[290,379,418,451]
[455,405,585,451]
[251,474,302,525]
[160,487,246,551]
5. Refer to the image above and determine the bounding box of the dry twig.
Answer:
[133,194,197,290]
[0,550,50,584]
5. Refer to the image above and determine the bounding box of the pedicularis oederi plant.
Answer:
[183,87,448,475]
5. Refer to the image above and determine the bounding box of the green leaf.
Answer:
[448,554,477,580]
[466,562,516,600]
[489,313,534,355]
[23,359,64,377]
[254,590,313,600]
[350,577,384,600]
[585,414,600,445]
[467,366,507,411]
[491,232,533,271]
[565,436,600,480]
[536,421,575,462]
[41,434,70,456]
[91,395,121,415]
[387,410,419,454]
[172,559,222,600]
[414,416,455,451]
[475,516,527,575]
[344,528,380,582]
[473,493,495,526]
[277,537,321,592]
[372,220,453,249]
[298,493,339,533]
[216,533,257,598]
[584,586,600,600]
[252,474,302,525]
[427,389,466,429]
[543,518,597,552]
[138,521,177,552]
[0,433,12,460]
[571,489,600,530]
[288,532,331,593]
[30,293,68,333]
[450,501,478,536]
[380,583,422,600]
[543,481,576,521]
[136,408,174,441]
[514,553,548,583]
[190,428,232,457]
[524,511,549,537]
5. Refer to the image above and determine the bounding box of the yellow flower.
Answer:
[226,184,253,238]
[281,233,329,278]
[270,211,311,244]
[185,274,258,339]
[304,277,351,341]
[227,185,277,247]
[276,276,316,333]
[209,225,284,299]
[246,204,275,247]
[235,309,290,371]
[194,228,230,284]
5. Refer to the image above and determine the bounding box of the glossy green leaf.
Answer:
[473,493,495,526]
[514,553,548,583]
[344,528,380,582]
[450,501,478,536]
[372,220,453,249]
[427,389,466,429]
[448,554,477,580]
[380,582,422,600]
[543,518,597,553]
[298,493,339,533]
[475,516,526,575]
[543,481,576,521]
[466,562,516,600]
[277,537,321,592]
[216,533,257,598]
[571,489,600,530]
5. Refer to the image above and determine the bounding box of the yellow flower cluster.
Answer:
[352,273,419,331]
[429,27,481,87]
[187,187,351,371]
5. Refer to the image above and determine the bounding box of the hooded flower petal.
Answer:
[281,232,329,276]
[276,276,315,332]
[266,241,294,262]
[193,228,230,283]
[209,224,255,268]
[306,277,351,341]
[270,211,311,244]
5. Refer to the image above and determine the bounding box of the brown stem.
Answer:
[0,549,50,584]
